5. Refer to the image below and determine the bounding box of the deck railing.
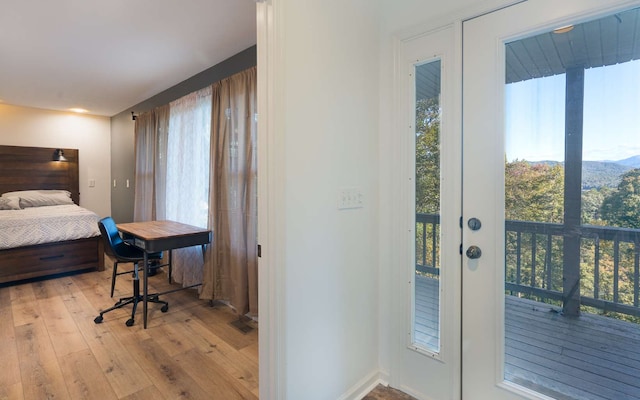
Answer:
[415,213,640,317]
[415,213,440,277]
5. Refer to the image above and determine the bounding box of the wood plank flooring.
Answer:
[0,258,258,400]
[416,275,640,400]
[363,385,418,400]
[18,260,630,400]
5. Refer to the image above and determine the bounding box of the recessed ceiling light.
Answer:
[69,108,89,113]
[553,25,574,34]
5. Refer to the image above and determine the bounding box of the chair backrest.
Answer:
[98,216,124,259]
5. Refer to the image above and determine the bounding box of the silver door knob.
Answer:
[467,217,482,231]
[466,245,482,259]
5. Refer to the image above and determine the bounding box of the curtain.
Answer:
[132,68,258,316]
[133,105,170,222]
[201,67,258,317]
[164,86,212,287]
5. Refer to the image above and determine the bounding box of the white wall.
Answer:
[269,0,381,398]
[0,104,111,217]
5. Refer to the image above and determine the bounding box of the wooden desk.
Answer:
[117,220,212,328]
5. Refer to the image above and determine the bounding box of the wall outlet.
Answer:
[338,187,364,210]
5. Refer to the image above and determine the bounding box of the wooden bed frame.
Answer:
[0,145,104,284]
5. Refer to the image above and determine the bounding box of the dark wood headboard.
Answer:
[0,145,80,205]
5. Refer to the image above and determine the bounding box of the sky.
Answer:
[505,59,640,162]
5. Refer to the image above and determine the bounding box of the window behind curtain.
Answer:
[166,87,212,228]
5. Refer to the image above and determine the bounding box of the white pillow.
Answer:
[0,197,21,210]
[1,190,74,208]
[1,189,72,198]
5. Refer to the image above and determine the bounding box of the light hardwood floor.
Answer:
[0,258,258,400]
[364,385,417,400]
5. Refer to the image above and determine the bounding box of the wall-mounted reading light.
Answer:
[53,148,67,161]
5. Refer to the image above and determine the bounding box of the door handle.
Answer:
[466,245,482,259]
[467,217,482,231]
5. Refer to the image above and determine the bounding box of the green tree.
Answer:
[582,187,611,225]
[505,160,564,223]
[504,160,565,302]
[600,168,640,229]
[414,97,441,276]
[415,97,440,214]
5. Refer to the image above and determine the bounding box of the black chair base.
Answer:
[94,277,168,327]
[110,258,170,297]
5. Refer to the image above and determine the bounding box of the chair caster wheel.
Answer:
[161,304,169,312]
[94,315,103,324]
[126,318,135,327]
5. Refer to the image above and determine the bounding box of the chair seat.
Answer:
[113,241,162,262]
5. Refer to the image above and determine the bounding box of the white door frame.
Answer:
[256,1,285,399]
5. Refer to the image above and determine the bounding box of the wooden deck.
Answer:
[415,275,640,400]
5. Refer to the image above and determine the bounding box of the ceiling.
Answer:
[505,7,640,84]
[417,6,640,101]
[0,0,257,117]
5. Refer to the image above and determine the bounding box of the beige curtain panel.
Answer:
[202,66,258,317]
[133,105,169,222]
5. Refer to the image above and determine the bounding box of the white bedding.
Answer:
[0,205,100,250]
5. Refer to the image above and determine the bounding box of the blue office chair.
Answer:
[100,216,170,297]
[94,216,168,326]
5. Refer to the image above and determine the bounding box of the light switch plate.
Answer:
[338,187,364,210]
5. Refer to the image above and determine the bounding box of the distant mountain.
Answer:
[582,161,633,189]
[528,159,637,190]
[613,155,640,168]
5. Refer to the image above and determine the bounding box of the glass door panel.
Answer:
[414,59,442,353]
[503,7,640,399]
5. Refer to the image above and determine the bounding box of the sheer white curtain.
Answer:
[165,87,212,286]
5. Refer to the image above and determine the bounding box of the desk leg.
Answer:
[143,251,148,329]
[168,250,173,284]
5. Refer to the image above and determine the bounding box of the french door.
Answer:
[463,1,640,398]
[398,0,640,399]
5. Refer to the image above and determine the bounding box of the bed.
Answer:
[0,145,104,284]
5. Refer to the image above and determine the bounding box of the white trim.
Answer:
[391,0,525,43]
[386,31,405,391]
[257,0,286,398]
[337,371,384,400]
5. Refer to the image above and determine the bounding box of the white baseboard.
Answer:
[337,370,388,400]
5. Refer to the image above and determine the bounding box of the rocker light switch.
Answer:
[338,187,364,210]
